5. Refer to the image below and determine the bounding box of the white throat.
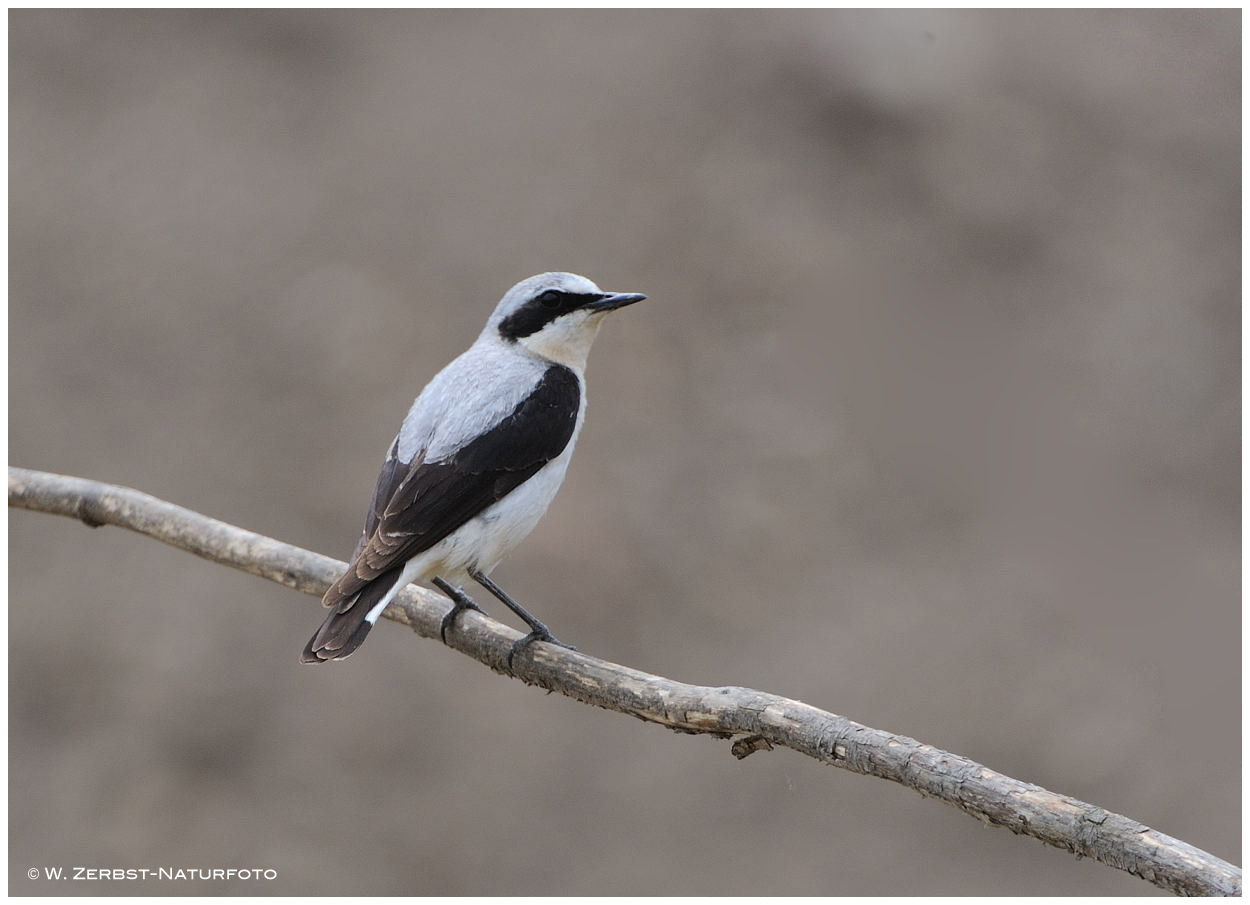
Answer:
[516,312,605,372]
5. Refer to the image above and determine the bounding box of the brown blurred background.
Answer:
[9,9,1239,896]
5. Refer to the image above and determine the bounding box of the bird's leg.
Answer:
[469,568,574,668]
[432,576,486,644]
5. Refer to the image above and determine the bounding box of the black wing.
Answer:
[347,435,405,561]
[322,364,581,614]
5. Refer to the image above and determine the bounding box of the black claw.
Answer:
[506,629,576,671]
[433,577,485,644]
[468,568,576,669]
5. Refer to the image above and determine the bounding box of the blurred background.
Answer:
[9,9,1239,896]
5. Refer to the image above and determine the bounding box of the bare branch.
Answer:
[9,466,1240,896]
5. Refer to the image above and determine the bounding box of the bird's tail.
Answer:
[300,567,404,664]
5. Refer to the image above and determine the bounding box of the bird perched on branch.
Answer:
[301,272,647,667]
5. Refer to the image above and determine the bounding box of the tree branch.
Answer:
[9,466,1240,896]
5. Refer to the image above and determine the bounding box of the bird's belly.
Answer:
[438,454,573,576]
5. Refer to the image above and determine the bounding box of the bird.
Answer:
[301,272,648,667]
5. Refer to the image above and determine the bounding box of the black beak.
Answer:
[583,292,647,313]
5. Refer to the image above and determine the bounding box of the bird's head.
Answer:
[485,272,647,370]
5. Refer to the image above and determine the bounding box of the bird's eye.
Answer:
[538,290,561,308]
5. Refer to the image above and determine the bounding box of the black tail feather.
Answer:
[300,568,403,663]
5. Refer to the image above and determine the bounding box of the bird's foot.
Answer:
[506,629,576,671]
[433,577,486,644]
